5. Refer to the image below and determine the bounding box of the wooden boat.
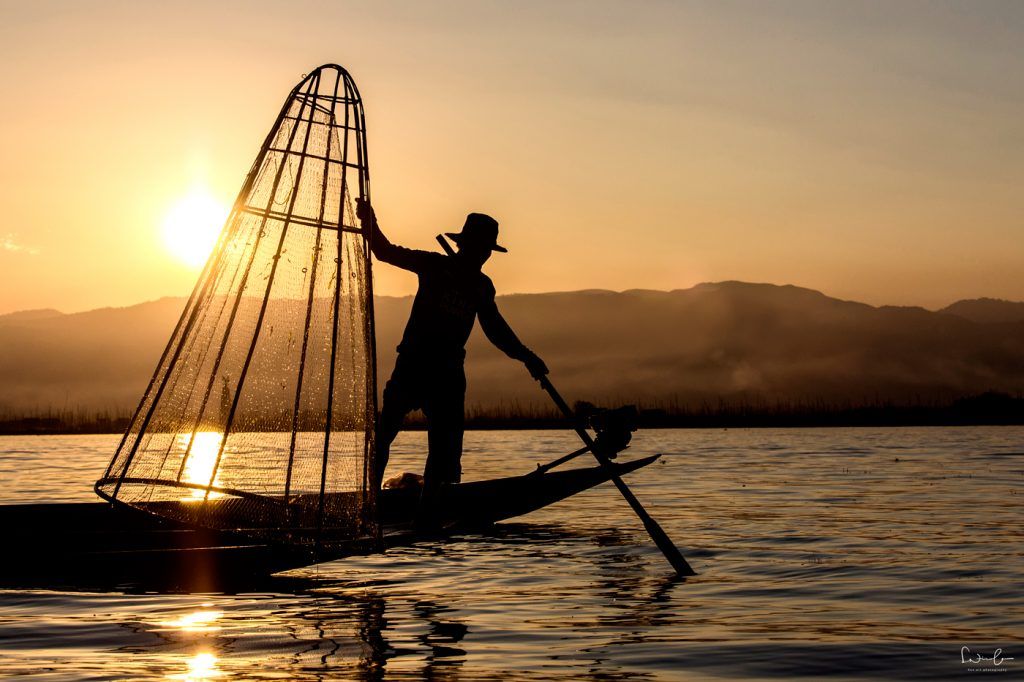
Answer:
[0,454,658,589]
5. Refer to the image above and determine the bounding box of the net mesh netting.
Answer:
[95,65,378,547]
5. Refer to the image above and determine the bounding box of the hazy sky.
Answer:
[1,1,1021,313]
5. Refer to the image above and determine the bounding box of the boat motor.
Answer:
[588,405,639,459]
[532,405,640,475]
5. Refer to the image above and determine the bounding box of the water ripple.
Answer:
[0,427,1022,679]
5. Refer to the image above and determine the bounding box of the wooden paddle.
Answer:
[535,376,696,576]
[436,234,697,576]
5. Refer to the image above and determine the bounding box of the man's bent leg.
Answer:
[422,369,466,486]
[423,408,465,485]
[416,366,466,529]
[374,364,417,488]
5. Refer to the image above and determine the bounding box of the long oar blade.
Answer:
[538,376,697,577]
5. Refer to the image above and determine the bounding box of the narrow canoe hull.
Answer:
[0,455,658,589]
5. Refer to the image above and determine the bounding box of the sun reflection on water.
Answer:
[171,651,221,681]
[180,432,224,500]
[161,607,224,681]
[160,608,223,633]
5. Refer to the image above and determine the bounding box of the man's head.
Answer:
[446,213,506,268]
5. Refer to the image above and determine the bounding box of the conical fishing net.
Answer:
[96,65,378,548]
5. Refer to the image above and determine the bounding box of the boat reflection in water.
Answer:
[179,431,224,500]
[128,578,472,679]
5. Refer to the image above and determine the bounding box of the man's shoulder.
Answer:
[478,273,496,299]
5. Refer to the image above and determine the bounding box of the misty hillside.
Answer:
[940,298,1024,325]
[1,282,1023,414]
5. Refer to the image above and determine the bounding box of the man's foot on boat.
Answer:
[414,480,456,536]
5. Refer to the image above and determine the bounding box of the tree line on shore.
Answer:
[1,391,1020,435]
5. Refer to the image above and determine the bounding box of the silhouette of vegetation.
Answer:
[2,391,1020,435]
[0,407,132,435]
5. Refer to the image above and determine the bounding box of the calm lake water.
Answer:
[0,427,1021,680]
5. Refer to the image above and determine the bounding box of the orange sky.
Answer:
[1,1,1022,314]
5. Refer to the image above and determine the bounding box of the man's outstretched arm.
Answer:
[356,198,435,273]
[478,300,549,379]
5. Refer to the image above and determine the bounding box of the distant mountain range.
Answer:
[938,298,1024,325]
[1,282,1022,415]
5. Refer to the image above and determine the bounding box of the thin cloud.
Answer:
[1,234,39,255]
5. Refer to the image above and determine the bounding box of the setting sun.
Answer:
[161,188,229,267]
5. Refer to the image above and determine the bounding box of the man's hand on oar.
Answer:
[523,351,549,380]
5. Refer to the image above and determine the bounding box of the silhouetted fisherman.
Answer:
[356,199,548,509]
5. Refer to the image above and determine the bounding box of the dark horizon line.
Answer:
[3,280,1023,319]
[2,391,1021,436]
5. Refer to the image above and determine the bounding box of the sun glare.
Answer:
[180,431,225,499]
[162,188,229,267]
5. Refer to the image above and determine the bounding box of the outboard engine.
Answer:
[587,405,639,458]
